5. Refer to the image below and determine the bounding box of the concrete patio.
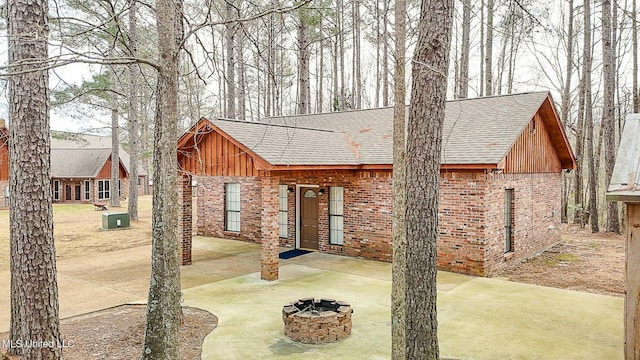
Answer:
[185,237,623,359]
[0,236,624,359]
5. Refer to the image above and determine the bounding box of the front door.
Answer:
[75,184,81,201]
[300,187,319,250]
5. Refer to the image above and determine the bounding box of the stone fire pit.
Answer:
[282,298,353,344]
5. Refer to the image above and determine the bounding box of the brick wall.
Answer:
[178,174,193,265]
[483,172,561,275]
[196,176,262,243]
[437,172,488,275]
[194,170,562,277]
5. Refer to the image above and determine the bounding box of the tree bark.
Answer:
[8,0,61,358]
[405,0,454,358]
[225,0,236,119]
[391,0,406,355]
[602,0,620,233]
[141,0,183,358]
[457,0,471,98]
[583,0,599,233]
[109,44,121,208]
[382,0,390,106]
[297,6,311,114]
[128,0,139,221]
[560,0,574,224]
[485,0,494,96]
[352,0,362,109]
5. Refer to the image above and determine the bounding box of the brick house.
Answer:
[176,92,575,278]
[0,124,149,207]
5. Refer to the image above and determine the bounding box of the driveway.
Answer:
[0,236,624,359]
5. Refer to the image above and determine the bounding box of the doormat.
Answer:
[279,249,312,259]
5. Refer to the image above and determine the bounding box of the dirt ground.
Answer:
[498,226,625,297]
[0,197,154,272]
[0,305,217,360]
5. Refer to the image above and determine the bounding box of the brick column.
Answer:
[178,173,193,265]
[261,176,279,281]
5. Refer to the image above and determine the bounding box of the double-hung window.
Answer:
[53,180,60,201]
[329,186,344,245]
[278,185,288,238]
[98,180,110,200]
[225,183,240,232]
[84,180,91,201]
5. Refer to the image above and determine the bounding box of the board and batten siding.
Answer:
[178,129,261,177]
[500,113,562,173]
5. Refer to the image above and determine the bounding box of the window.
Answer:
[53,180,60,201]
[225,183,240,232]
[138,177,142,186]
[504,189,514,253]
[84,181,91,201]
[278,185,288,238]
[329,186,344,245]
[118,180,122,197]
[98,180,110,200]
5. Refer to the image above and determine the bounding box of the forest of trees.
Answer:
[0,0,626,233]
[2,0,632,358]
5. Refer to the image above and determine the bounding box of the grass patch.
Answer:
[553,253,581,263]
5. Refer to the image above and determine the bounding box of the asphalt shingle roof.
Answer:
[50,132,148,177]
[207,92,552,166]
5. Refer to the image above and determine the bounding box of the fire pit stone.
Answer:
[282,298,353,344]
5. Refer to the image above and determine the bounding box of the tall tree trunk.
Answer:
[8,0,61,358]
[128,0,139,221]
[602,0,620,233]
[560,0,574,224]
[406,0,454,358]
[479,0,485,96]
[583,0,599,233]
[485,0,494,96]
[141,0,183,357]
[297,7,310,114]
[110,44,121,208]
[225,0,236,119]
[457,0,471,98]
[375,0,381,107]
[318,31,324,112]
[352,0,362,109]
[391,0,406,355]
[237,31,246,120]
[382,0,390,106]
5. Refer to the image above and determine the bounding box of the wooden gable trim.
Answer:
[536,95,576,169]
[178,118,271,171]
[499,94,576,173]
[96,155,129,179]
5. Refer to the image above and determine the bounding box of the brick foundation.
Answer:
[194,170,562,276]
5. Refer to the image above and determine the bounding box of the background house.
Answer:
[177,92,576,276]
[0,123,148,207]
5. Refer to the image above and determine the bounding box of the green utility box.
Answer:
[102,212,131,230]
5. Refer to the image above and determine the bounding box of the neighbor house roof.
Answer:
[51,132,148,177]
[180,91,575,170]
[51,148,112,178]
[607,114,640,202]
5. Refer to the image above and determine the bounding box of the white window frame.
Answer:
[84,180,91,201]
[225,183,240,232]
[98,180,110,200]
[278,185,288,238]
[53,180,60,201]
[329,186,344,245]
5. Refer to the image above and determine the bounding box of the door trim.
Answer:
[295,184,319,249]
